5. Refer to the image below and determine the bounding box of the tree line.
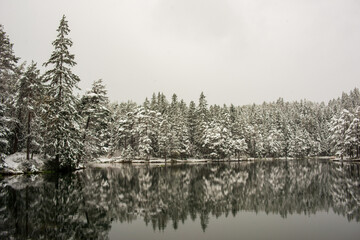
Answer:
[1,16,359,171]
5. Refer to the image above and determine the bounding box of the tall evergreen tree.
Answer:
[0,24,19,158]
[42,15,83,170]
[194,92,208,156]
[0,24,19,103]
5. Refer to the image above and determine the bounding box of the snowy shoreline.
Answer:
[1,153,358,176]
[94,155,359,165]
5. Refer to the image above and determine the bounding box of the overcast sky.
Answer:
[0,0,359,105]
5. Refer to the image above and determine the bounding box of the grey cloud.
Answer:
[0,0,359,105]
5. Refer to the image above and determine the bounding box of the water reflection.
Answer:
[0,160,359,239]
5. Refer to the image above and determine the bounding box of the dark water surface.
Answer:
[1,160,359,239]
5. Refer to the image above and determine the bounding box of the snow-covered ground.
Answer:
[1,152,44,174]
[95,156,258,165]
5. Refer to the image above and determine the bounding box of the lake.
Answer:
[1,160,359,239]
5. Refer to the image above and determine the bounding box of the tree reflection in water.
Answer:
[0,160,359,239]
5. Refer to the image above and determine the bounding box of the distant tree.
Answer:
[150,93,158,112]
[345,107,360,158]
[202,120,232,159]
[135,107,155,160]
[232,138,247,160]
[187,101,197,156]
[194,92,208,156]
[79,79,110,159]
[158,116,171,161]
[329,109,353,159]
[167,94,183,158]
[177,100,191,159]
[265,128,284,158]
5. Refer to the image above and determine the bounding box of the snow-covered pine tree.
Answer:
[232,138,247,160]
[329,109,353,159]
[158,116,171,161]
[157,92,168,115]
[345,106,360,158]
[187,100,197,157]
[107,102,133,156]
[150,93,158,112]
[0,24,19,104]
[177,100,191,159]
[202,121,226,159]
[265,128,283,158]
[194,92,209,157]
[167,94,182,158]
[79,79,110,159]
[135,106,154,160]
[111,102,136,157]
[0,24,20,157]
[42,15,83,170]
[16,61,43,160]
[0,102,10,163]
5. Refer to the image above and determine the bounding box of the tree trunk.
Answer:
[12,111,22,153]
[12,123,20,154]
[26,112,31,160]
[13,132,18,153]
[83,115,91,142]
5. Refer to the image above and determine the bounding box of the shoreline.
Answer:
[1,156,359,177]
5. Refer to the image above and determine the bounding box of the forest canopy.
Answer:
[1,16,359,172]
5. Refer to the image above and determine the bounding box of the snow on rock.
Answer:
[98,157,117,163]
[29,164,38,173]
[1,152,45,174]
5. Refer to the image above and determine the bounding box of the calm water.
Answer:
[1,160,359,240]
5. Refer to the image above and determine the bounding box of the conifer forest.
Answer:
[1,9,360,240]
[1,16,360,172]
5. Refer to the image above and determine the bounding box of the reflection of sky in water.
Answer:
[110,211,360,240]
[1,160,359,239]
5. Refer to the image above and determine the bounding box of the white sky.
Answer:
[1,0,359,105]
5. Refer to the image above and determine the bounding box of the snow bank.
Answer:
[1,152,44,174]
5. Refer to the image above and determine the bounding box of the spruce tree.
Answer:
[42,15,83,170]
